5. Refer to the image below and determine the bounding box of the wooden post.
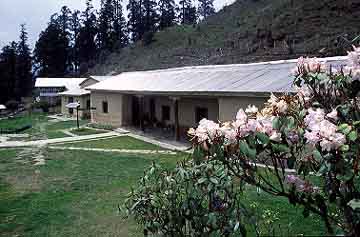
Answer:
[138,95,145,132]
[171,97,180,141]
[76,106,80,129]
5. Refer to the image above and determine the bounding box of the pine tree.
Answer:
[198,0,215,19]
[112,0,128,48]
[70,10,81,74]
[98,0,115,50]
[159,0,176,30]
[127,0,143,41]
[0,42,17,102]
[178,0,197,25]
[78,0,98,72]
[16,24,33,97]
[34,15,70,77]
[142,0,158,33]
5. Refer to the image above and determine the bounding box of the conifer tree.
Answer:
[78,0,98,71]
[127,0,143,41]
[198,0,215,19]
[158,0,176,30]
[16,24,33,97]
[178,0,197,25]
[112,0,128,48]
[0,42,17,102]
[98,0,115,50]
[34,14,70,77]
[70,10,81,74]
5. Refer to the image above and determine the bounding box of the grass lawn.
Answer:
[0,113,90,141]
[0,146,328,236]
[0,148,186,237]
[0,113,48,131]
[58,136,164,150]
[70,128,108,136]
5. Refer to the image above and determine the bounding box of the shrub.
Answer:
[188,46,360,235]
[124,160,255,236]
[32,101,50,112]
[5,100,19,112]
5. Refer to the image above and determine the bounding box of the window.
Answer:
[102,101,108,114]
[195,107,208,123]
[86,100,91,110]
[162,106,170,121]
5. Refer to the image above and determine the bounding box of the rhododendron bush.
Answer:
[189,46,360,235]
[124,47,360,236]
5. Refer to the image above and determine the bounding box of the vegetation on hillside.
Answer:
[91,0,360,75]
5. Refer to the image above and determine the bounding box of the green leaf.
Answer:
[312,149,322,162]
[256,132,270,145]
[348,131,358,142]
[340,145,350,152]
[272,117,281,130]
[348,199,360,210]
[239,141,257,159]
[271,144,290,153]
[210,178,219,184]
[338,123,351,135]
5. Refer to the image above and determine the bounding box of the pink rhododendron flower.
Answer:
[276,100,288,113]
[245,105,258,114]
[326,109,338,121]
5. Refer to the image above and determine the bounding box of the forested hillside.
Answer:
[91,0,360,75]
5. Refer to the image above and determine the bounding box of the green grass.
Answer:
[70,128,108,136]
[0,113,47,131]
[0,114,90,141]
[0,146,328,236]
[0,148,184,237]
[59,136,164,150]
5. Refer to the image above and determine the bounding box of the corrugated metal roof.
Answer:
[86,56,348,96]
[35,78,87,91]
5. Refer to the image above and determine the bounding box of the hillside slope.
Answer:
[90,0,360,75]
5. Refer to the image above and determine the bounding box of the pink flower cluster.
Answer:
[292,57,326,75]
[286,175,319,193]
[295,85,313,103]
[345,46,360,80]
[189,107,282,145]
[304,108,346,151]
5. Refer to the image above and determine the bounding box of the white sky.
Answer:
[0,0,236,50]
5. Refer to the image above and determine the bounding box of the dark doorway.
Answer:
[132,96,140,126]
[195,107,209,123]
[68,97,74,114]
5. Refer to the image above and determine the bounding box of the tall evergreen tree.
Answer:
[112,0,128,48]
[98,0,115,50]
[0,42,17,102]
[78,0,98,72]
[16,24,33,97]
[127,0,143,41]
[71,10,81,74]
[198,0,215,19]
[158,0,176,30]
[34,15,70,77]
[142,0,158,34]
[178,0,197,25]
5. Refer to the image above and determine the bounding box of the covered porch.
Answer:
[124,94,219,141]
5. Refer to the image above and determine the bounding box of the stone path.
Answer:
[49,146,178,155]
[115,127,191,152]
[0,132,120,148]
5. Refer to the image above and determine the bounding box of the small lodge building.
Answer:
[58,76,111,119]
[86,56,347,140]
[35,78,87,106]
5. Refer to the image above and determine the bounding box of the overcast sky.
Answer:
[0,0,236,50]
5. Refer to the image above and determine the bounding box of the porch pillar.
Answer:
[137,95,145,132]
[171,97,180,141]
